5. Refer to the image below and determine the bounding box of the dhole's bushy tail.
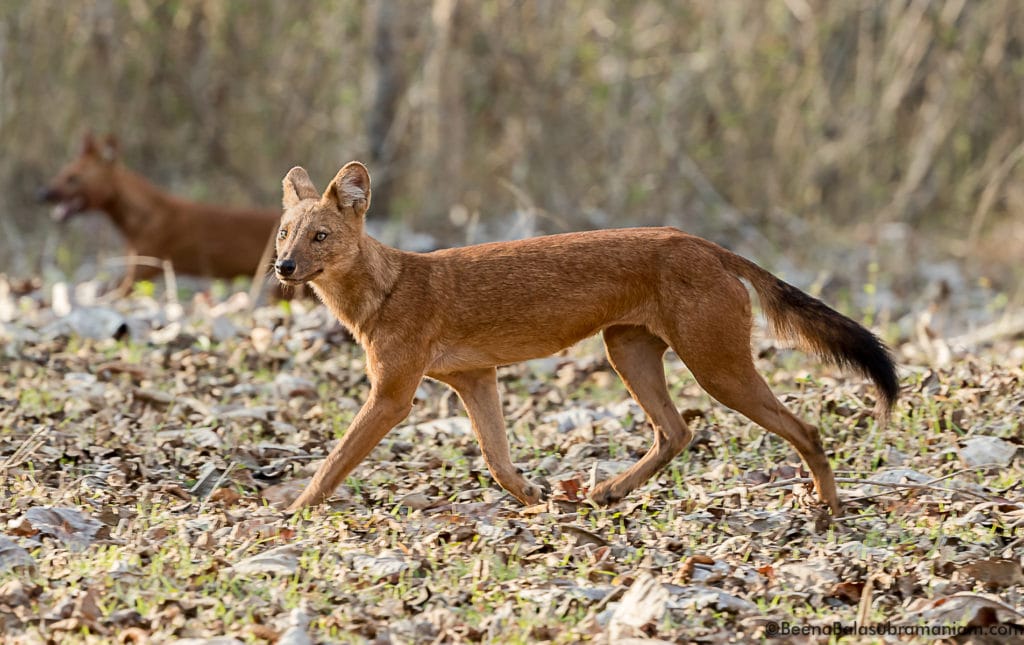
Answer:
[720,249,899,420]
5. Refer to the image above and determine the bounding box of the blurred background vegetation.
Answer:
[1,0,1022,315]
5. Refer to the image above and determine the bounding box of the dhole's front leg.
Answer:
[107,251,140,300]
[287,370,422,512]
[106,251,160,300]
[435,368,544,505]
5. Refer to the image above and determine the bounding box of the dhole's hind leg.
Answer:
[591,325,693,505]
[435,368,544,505]
[689,357,840,514]
[665,293,841,514]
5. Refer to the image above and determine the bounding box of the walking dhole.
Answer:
[275,161,899,515]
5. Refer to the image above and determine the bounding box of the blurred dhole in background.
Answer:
[1,1,1022,319]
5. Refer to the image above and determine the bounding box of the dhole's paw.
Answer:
[589,481,624,507]
[517,481,544,505]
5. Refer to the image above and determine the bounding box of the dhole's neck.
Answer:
[311,235,403,342]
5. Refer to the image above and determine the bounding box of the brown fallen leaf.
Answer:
[229,518,288,541]
[554,476,584,501]
[903,592,1024,631]
[49,616,106,635]
[6,516,38,537]
[47,589,107,634]
[959,558,1024,590]
[776,559,839,590]
[521,502,550,515]
[132,387,173,406]
[232,544,302,576]
[398,492,436,510]
[756,564,775,582]
[829,580,865,603]
[562,525,608,547]
[249,623,280,642]
[677,554,716,584]
[94,361,150,380]
[261,480,309,509]
[208,487,242,505]
[74,587,103,623]
[119,627,150,644]
[0,579,40,606]
[609,573,669,641]
[273,373,318,399]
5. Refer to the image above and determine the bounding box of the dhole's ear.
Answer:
[81,131,98,156]
[282,166,319,209]
[99,134,119,163]
[322,161,371,216]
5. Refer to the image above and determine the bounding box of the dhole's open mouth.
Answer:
[50,196,87,222]
[276,268,323,285]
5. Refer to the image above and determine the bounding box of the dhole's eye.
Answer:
[314,231,328,242]
[278,228,287,240]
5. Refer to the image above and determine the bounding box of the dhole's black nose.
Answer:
[37,187,56,203]
[275,259,296,277]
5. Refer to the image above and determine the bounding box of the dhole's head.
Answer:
[275,161,371,286]
[38,133,121,222]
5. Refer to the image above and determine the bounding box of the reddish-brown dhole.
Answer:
[275,161,898,515]
[40,133,280,296]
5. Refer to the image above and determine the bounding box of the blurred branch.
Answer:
[965,139,1024,252]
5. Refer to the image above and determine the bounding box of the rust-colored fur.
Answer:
[40,133,280,295]
[276,162,899,515]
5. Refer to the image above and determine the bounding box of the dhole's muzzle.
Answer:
[38,185,87,222]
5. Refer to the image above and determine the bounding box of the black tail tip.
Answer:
[870,348,899,425]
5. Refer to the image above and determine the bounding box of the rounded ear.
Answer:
[99,134,119,163]
[322,161,371,216]
[282,166,319,209]
[80,131,98,156]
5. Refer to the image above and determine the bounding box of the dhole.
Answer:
[276,161,899,515]
[39,133,281,296]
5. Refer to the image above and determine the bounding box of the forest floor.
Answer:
[0,279,1022,644]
